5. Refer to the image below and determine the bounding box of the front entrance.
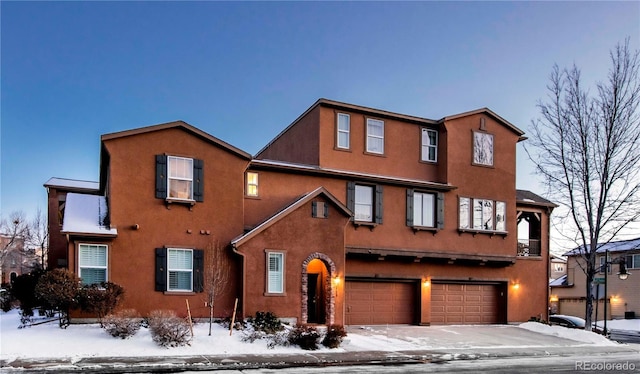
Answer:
[306,259,328,324]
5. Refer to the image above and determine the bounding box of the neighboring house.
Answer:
[550,254,567,282]
[550,237,640,320]
[45,98,555,325]
[0,234,36,284]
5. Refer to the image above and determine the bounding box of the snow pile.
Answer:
[518,322,618,346]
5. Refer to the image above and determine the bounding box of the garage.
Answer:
[431,282,505,325]
[345,280,416,325]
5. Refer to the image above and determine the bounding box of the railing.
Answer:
[517,239,541,257]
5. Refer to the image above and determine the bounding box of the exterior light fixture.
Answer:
[603,251,631,335]
[423,279,430,287]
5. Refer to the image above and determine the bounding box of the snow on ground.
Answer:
[0,309,633,363]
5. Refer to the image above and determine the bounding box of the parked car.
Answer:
[549,314,586,329]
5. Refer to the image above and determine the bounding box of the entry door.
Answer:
[307,273,326,323]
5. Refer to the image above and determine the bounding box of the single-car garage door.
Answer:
[346,280,416,325]
[431,283,503,325]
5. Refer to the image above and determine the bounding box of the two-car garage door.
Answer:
[346,280,505,325]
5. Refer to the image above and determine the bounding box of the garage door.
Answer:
[346,281,416,325]
[431,283,501,325]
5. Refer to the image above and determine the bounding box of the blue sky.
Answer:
[1,1,638,249]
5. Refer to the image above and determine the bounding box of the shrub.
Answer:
[148,310,192,347]
[77,282,124,326]
[322,324,347,348]
[1,283,12,312]
[34,269,80,328]
[288,324,320,350]
[11,269,50,317]
[103,309,142,339]
[248,311,283,334]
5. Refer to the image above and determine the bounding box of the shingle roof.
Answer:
[563,237,640,256]
[516,189,558,208]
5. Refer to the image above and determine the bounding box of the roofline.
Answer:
[255,98,439,157]
[250,159,457,191]
[101,120,252,160]
[231,187,352,247]
[440,107,525,137]
[43,177,100,192]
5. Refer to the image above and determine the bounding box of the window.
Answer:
[458,196,506,233]
[155,248,203,293]
[473,132,494,166]
[78,244,108,285]
[625,254,640,269]
[421,128,438,162]
[337,113,350,149]
[406,190,444,229]
[246,172,259,197]
[366,118,384,154]
[312,201,328,218]
[267,252,284,294]
[155,155,204,202]
[347,182,383,224]
[554,263,565,272]
[599,256,611,274]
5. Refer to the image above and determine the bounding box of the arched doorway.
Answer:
[301,252,336,325]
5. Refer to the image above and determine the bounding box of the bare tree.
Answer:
[28,208,49,270]
[527,38,640,330]
[202,240,230,336]
[0,211,30,282]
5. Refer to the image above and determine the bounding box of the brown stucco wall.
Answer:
[257,106,320,165]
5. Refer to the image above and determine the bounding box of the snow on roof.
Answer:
[563,237,640,256]
[62,193,117,237]
[549,274,568,287]
[44,177,99,191]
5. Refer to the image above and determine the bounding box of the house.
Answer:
[0,234,37,284]
[45,98,555,325]
[550,254,567,282]
[550,237,639,320]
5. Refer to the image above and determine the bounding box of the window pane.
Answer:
[169,271,192,290]
[79,245,107,266]
[459,197,470,229]
[414,192,435,227]
[367,119,384,154]
[473,199,484,229]
[80,268,106,285]
[495,201,506,231]
[169,157,193,179]
[368,138,383,153]
[354,185,373,221]
[338,132,349,149]
[168,249,192,270]
[169,180,192,199]
[268,253,283,293]
[367,119,383,136]
[338,114,350,131]
[482,200,494,230]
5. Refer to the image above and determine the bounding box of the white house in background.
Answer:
[550,237,640,320]
[550,254,567,282]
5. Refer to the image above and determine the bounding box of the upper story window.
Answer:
[155,247,203,293]
[624,254,640,269]
[267,251,284,294]
[347,182,383,224]
[366,118,384,154]
[406,190,444,229]
[337,113,350,149]
[421,128,438,162]
[246,172,259,197]
[473,131,494,166]
[155,155,204,203]
[458,197,506,233]
[312,201,329,218]
[554,263,565,272]
[78,243,107,286]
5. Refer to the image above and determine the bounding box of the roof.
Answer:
[250,159,457,191]
[516,189,558,208]
[563,237,640,256]
[441,107,525,137]
[101,120,252,160]
[231,187,351,247]
[44,177,100,192]
[549,274,568,287]
[61,193,117,237]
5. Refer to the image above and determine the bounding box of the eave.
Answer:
[346,246,516,267]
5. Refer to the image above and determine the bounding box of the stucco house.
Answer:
[550,237,639,320]
[45,98,555,325]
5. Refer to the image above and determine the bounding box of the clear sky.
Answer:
[1,1,638,252]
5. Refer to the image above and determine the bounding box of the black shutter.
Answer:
[323,203,329,218]
[155,155,168,199]
[436,192,445,229]
[406,189,414,226]
[312,201,318,217]
[193,249,204,293]
[155,248,167,291]
[375,185,384,224]
[346,182,355,221]
[193,159,204,202]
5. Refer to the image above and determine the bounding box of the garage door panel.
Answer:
[346,281,416,325]
[431,283,502,325]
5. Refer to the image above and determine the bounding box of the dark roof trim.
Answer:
[440,108,525,137]
[101,120,252,160]
[250,159,457,191]
[231,187,352,248]
[346,246,516,267]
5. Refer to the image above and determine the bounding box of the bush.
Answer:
[148,310,192,347]
[248,311,283,334]
[103,309,142,339]
[77,282,124,326]
[322,324,347,348]
[1,283,13,312]
[288,324,320,350]
[34,269,80,328]
[11,269,50,317]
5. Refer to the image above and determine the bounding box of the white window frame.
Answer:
[167,248,193,292]
[354,184,374,222]
[78,243,108,286]
[337,113,350,149]
[246,172,259,197]
[168,156,194,201]
[267,251,284,294]
[366,118,384,154]
[421,128,438,162]
[413,191,436,228]
[459,197,506,233]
